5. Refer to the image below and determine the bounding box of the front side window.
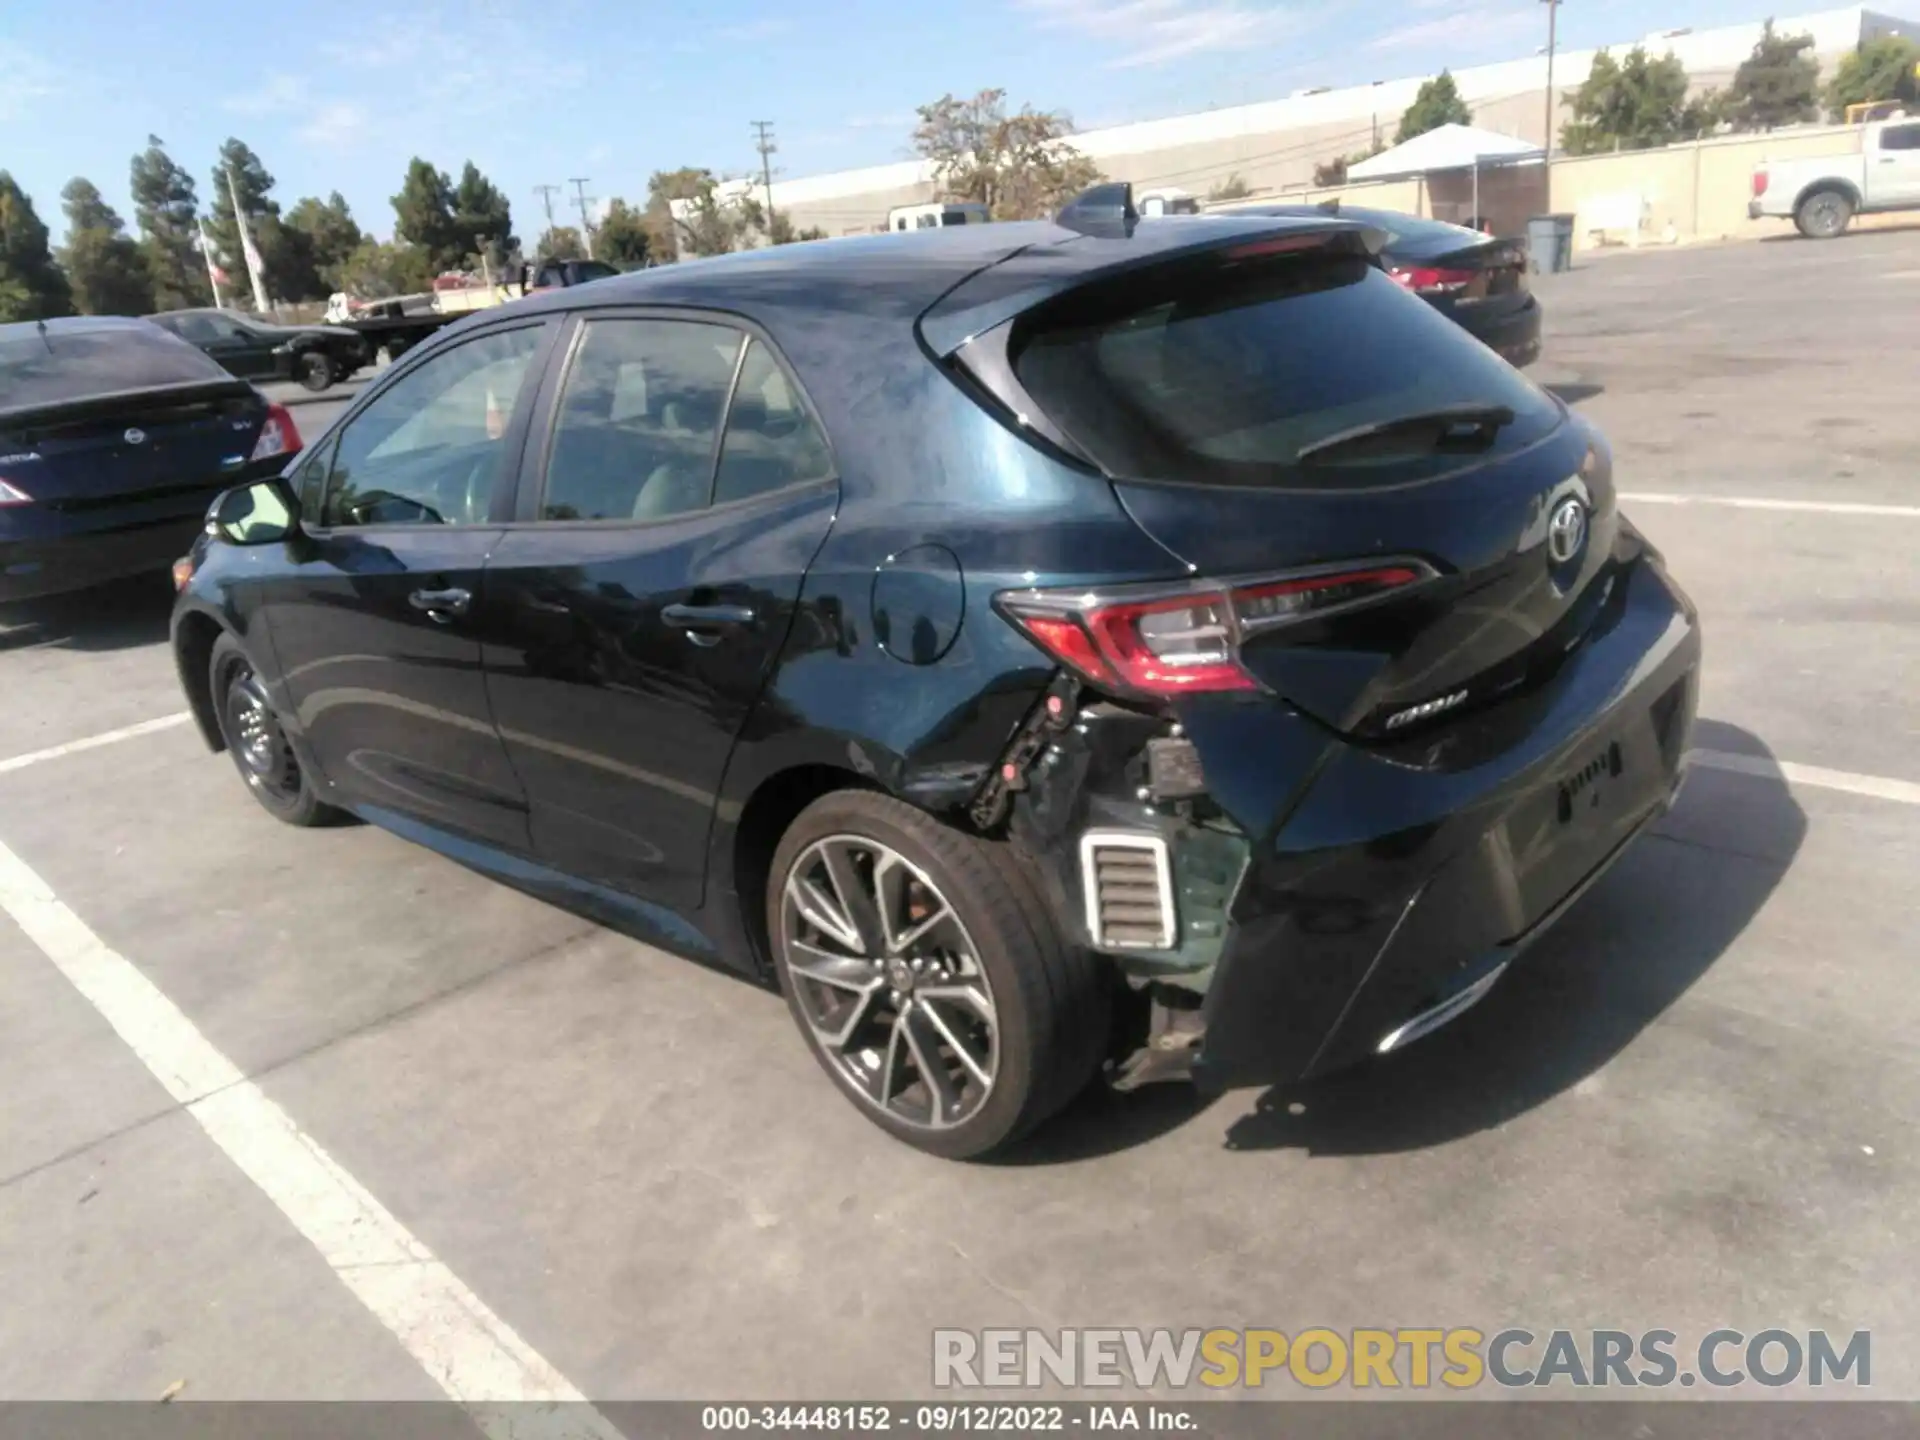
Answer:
[322,325,543,527]
[540,317,744,522]
[712,339,834,506]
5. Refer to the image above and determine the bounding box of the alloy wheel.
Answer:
[779,835,999,1131]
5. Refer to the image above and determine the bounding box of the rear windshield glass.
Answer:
[0,323,225,410]
[1010,251,1560,490]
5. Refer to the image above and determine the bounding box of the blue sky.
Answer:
[0,0,1842,242]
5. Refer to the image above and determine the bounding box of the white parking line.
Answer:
[1691,749,1920,807]
[0,836,624,1437]
[1622,492,1920,519]
[0,712,194,777]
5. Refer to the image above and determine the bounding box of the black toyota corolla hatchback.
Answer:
[172,186,1699,1158]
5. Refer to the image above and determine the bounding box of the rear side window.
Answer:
[1881,123,1920,151]
[0,323,224,407]
[540,318,743,522]
[712,340,834,506]
[1010,251,1561,489]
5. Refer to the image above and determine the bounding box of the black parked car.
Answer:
[1224,204,1542,367]
[171,186,1698,1158]
[149,307,369,392]
[1,316,300,603]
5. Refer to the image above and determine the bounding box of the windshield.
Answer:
[0,323,228,412]
[1010,251,1561,490]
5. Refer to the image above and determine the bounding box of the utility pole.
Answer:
[1542,0,1561,162]
[1370,80,1382,151]
[751,119,778,243]
[568,178,595,259]
[533,183,562,242]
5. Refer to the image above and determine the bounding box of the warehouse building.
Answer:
[715,5,1918,237]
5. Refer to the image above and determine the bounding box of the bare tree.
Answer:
[911,89,1102,221]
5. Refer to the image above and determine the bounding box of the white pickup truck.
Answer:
[1750,115,1920,238]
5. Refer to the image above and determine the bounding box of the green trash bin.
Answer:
[1526,214,1576,274]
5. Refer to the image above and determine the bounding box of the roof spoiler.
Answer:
[1055,182,1139,239]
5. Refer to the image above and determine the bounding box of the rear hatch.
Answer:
[929,219,1615,737]
[0,324,269,511]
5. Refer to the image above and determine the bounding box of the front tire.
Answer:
[296,350,335,391]
[1794,188,1853,239]
[768,790,1110,1160]
[210,633,344,827]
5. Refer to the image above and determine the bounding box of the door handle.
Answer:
[409,586,472,622]
[661,602,755,630]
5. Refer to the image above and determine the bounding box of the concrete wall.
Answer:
[1548,125,1868,247]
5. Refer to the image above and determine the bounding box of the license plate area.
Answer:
[1556,740,1626,825]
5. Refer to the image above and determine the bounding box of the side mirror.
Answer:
[210,477,300,545]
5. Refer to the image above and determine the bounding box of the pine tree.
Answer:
[391,159,462,272]
[58,178,155,316]
[129,136,210,310]
[1724,21,1821,131]
[451,163,515,270]
[0,172,74,321]
[286,192,365,289]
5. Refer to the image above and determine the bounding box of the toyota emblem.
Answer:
[1546,496,1587,565]
[123,428,147,446]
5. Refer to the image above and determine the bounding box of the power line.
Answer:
[568,178,595,258]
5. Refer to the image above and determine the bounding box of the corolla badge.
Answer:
[1546,496,1588,565]
[123,428,147,446]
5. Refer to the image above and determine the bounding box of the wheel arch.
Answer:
[1794,178,1861,214]
[171,605,230,753]
[720,759,886,977]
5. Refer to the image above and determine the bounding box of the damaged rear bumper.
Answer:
[1010,553,1700,1092]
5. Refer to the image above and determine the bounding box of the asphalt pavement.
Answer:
[0,230,1916,1415]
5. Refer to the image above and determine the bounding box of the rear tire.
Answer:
[209,632,345,827]
[296,350,334,391]
[768,790,1110,1160]
[1794,188,1853,239]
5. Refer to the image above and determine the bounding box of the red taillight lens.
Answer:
[0,478,31,507]
[1752,169,1770,197]
[1389,265,1476,295]
[249,402,302,463]
[998,563,1433,699]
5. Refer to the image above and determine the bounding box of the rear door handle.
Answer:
[409,586,472,622]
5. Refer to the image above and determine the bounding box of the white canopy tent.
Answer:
[1347,124,1545,228]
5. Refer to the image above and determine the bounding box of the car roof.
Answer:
[504,214,1367,326]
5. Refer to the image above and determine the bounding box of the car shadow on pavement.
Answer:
[1220,720,1804,1158]
[0,574,175,655]
[1010,720,1804,1164]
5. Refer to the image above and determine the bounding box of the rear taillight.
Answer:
[0,478,30,507]
[1389,265,1476,295]
[1752,169,1770,197]
[249,402,302,463]
[997,562,1435,699]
